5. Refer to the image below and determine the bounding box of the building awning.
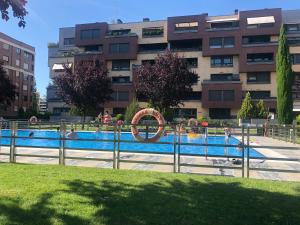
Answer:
[207,18,239,23]
[247,16,275,25]
[52,63,72,70]
[293,101,300,111]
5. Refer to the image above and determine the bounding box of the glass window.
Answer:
[23,85,28,91]
[24,63,29,70]
[223,90,234,101]
[112,91,129,101]
[112,76,130,83]
[209,38,222,48]
[80,29,100,40]
[112,60,130,71]
[64,38,75,45]
[292,54,300,65]
[2,55,9,62]
[247,72,270,83]
[224,37,234,48]
[16,59,20,66]
[109,43,129,53]
[84,45,103,52]
[209,90,235,101]
[138,43,167,52]
[16,48,21,54]
[142,27,164,37]
[185,58,198,68]
[248,91,270,99]
[108,29,131,36]
[211,56,233,67]
[242,35,271,44]
[3,43,9,50]
[23,96,28,101]
[247,53,273,63]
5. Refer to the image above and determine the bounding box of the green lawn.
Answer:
[0,163,299,225]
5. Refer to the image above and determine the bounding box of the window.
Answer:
[14,106,18,112]
[142,60,155,65]
[23,96,28,102]
[107,29,131,36]
[64,38,75,45]
[181,91,202,100]
[209,21,239,30]
[247,16,275,28]
[23,85,28,91]
[84,45,103,52]
[142,27,164,37]
[32,64,34,71]
[111,91,129,101]
[175,22,198,32]
[16,59,20,66]
[209,37,234,48]
[170,39,202,51]
[2,55,9,62]
[247,53,273,63]
[16,48,21,54]
[211,73,240,81]
[24,63,29,70]
[247,72,270,84]
[209,90,234,101]
[242,35,271,44]
[185,58,198,68]
[138,43,167,52]
[112,60,130,71]
[174,108,197,118]
[3,43,9,50]
[211,56,233,67]
[292,54,300,65]
[16,71,19,77]
[80,29,100,40]
[24,51,30,58]
[285,24,300,32]
[248,91,270,99]
[112,76,130,83]
[288,37,300,45]
[109,43,129,53]
[248,23,274,29]
[23,74,28,81]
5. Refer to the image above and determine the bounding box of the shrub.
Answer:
[116,114,124,121]
[296,115,300,124]
[125,98,139,123]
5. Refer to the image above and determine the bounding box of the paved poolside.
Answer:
[0,135,299,181]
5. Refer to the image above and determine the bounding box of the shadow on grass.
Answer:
[0,177,299,225]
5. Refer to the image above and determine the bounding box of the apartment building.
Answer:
[48,8,299,119]
[0,32,35,117]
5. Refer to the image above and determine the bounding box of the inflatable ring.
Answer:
[131,108,165,142]
[188,118,198,127]
[29,116,38,124]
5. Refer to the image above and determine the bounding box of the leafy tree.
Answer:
[54,60,112,129]
[0,0,27,27]
[237,92,254,119]
[135,50,198,114]
[125,98,139,123]
[0,62,16,112]
[256,100,269,119]
[276,25,294,124]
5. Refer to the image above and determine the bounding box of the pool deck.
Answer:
[0,135,299,181]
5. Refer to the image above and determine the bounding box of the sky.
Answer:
[1,0,300,97]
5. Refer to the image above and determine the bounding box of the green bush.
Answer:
[296,115,300,124]
[116,114,124,121]
[197,115,207,123]
[125,98,139,123]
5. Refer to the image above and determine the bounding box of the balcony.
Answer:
[138,43,168,53]
[170,39,202,52]
[247,53,274,64]
[201,81,242,108]
[142,27,164,38]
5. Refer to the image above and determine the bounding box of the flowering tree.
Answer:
[135,50,198,114]
[0,0,27,27]
[54,60,112,128]
[0,62,16,112]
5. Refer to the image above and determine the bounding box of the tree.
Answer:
[256,100,269,119]
[237,92,254,120]
[0,0,27,27]
[134,50,198,114]
[0,62,16,112]
[54,60,112,129]
[276,25,294,124]
[124,98,139,123]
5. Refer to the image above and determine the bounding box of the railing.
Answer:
[0,122,299,180]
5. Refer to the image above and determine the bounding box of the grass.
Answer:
[0,164,299,225]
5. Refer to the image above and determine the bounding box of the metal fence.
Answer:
[0,121,299,180]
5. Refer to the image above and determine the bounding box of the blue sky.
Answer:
[1,0,300,96]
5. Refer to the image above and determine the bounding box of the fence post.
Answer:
[59,122,66,165]
[177,125,181,173]
[173,125,177,173]
[242,126,245,178]
[293,122,296,144]
[117,126,121,169]
[246,126,250,178]
[9,121,17,163]
[113,125,116,169]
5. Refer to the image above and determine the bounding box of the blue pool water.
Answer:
[0,130,264,157]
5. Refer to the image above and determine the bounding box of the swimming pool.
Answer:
[0,130,264,157]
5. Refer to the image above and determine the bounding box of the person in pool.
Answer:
[67,128,77,139]
[29,131,34,138]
